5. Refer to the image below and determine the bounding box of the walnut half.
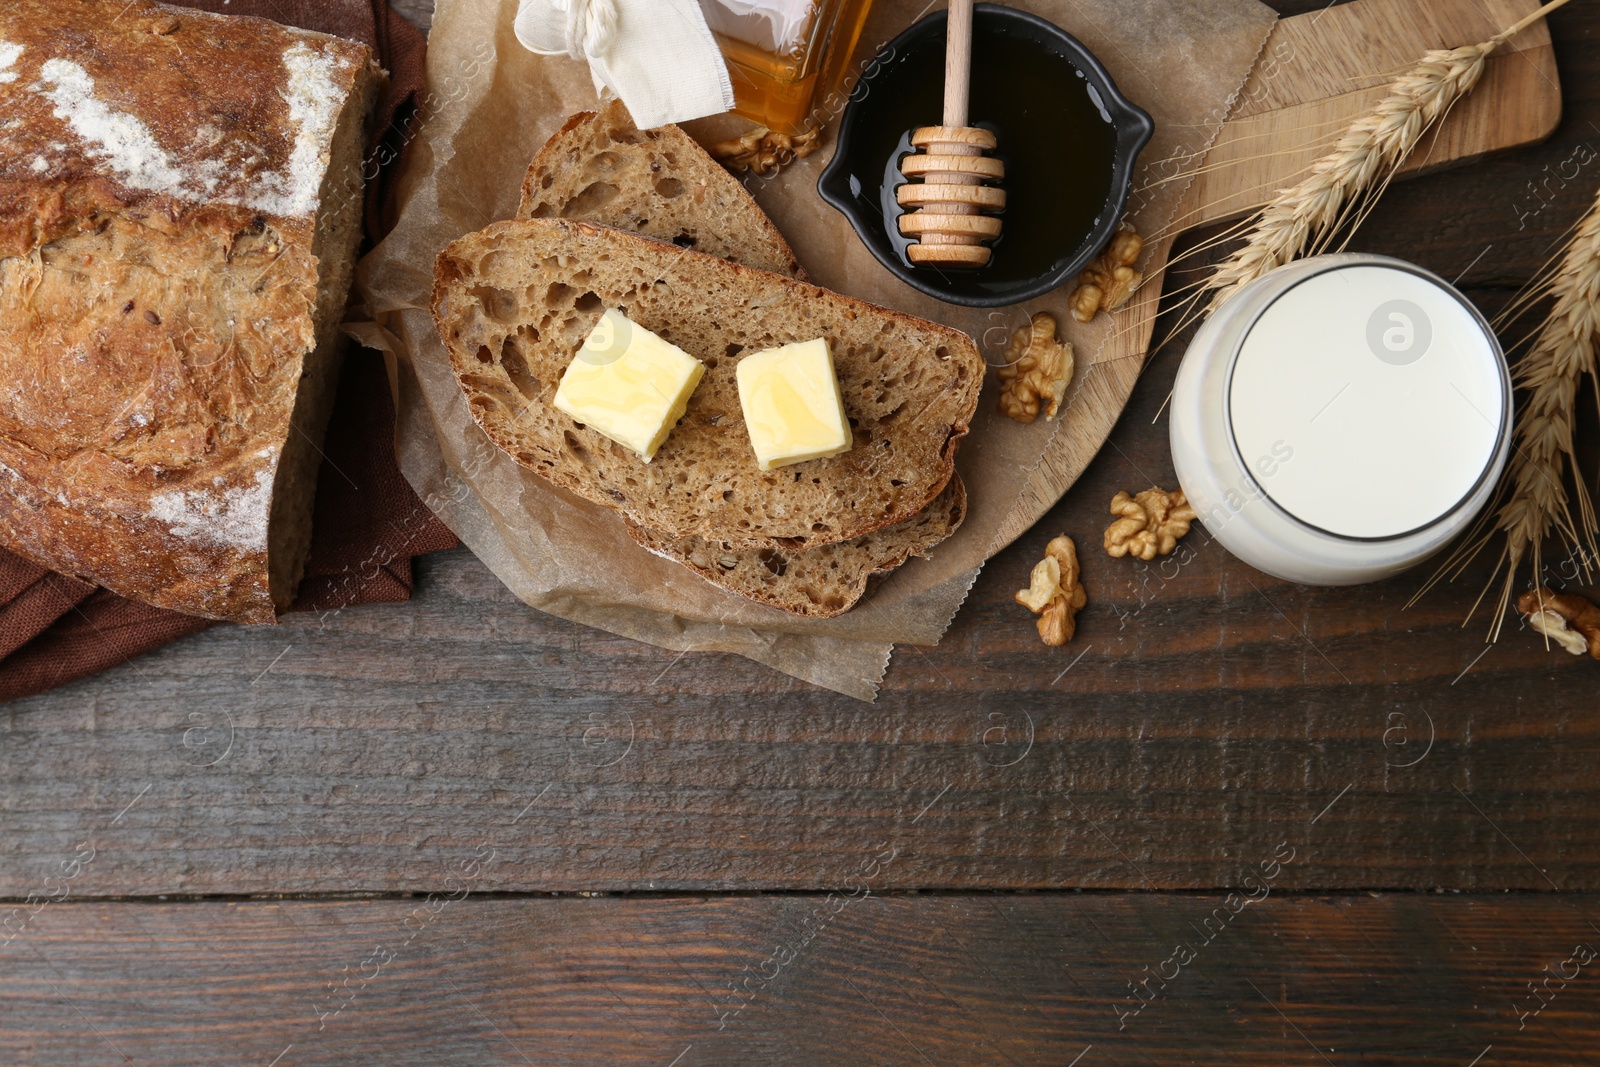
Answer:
[709,125,821,176]
[997,313,1075,424]
[1104,487,1196,561]
[1517,587,1600,658]
[1015,535,1088,646]
[1069,224,1144,323]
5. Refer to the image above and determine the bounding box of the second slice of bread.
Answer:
[630,477,966,617]
[434,218,983,551]
[518,101,803,279]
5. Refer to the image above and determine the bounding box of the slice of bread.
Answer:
[516,104,968,615]
[433,218,983,551]
[517,101,804,279]
[630,475,966,617]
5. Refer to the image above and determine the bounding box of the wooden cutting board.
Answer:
[992,0,1562,551]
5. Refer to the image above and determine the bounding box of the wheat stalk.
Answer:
[1201,0,1574,309]
[1438,184,1600,637]
[1187,0,1596,631]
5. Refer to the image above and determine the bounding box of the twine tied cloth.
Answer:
[514,0,735,129]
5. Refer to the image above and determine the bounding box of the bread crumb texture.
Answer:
[0,0,374,621]
[518,101,804,279]
[435,218,985,552]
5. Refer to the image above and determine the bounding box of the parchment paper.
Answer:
[353,0,1276,700]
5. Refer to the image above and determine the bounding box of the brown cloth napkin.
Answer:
[0,0,459,704]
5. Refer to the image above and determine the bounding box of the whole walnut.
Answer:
[1015,535,1088,646]
[997,313,1074,424]
[710,125,821,176]
[1070,225,1144,322]
[1517,587,1600,658]
[1104,487,1196,561]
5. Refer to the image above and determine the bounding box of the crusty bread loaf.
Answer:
[0,0,383,623]
[631,476,965,616]
[518,101,804,279]
[434,218,984,551]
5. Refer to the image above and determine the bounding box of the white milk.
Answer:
[1170,255,1511,585]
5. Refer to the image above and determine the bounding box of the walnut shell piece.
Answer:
[1104,487,1196,561]
[1069,224,1144,323]
[709,125,821,176]
[1015,535,1088,647]
[997,313,1075,424]
[1517,587,1600,658]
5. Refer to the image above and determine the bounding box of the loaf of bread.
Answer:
[0,0,383,623]
[434,218,984,551]
[518,101,804,279]
[514,105,967,615]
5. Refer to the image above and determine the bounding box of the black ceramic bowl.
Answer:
[819,4,1153,308]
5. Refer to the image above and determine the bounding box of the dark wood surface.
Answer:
[4,0,1600,1062]
[6,894,1600,1065]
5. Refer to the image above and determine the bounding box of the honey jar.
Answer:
[699,0,877,135]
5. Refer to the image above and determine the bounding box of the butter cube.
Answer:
[736,338,853,471]
[553,309,705,462]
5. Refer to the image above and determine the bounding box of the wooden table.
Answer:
[3,1,1598,1063]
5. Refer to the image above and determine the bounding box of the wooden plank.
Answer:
[3,894,1598,1065]
[0,525,1595,898]
[1180,0,1561,229]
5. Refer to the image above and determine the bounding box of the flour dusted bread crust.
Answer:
[0,0,383,623]
[434,218,984,551]
[517,101,804,280]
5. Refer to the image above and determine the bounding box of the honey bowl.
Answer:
[818,3,1153,308]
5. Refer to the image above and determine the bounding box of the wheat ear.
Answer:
[1480,185,1600,636]
[1201,0,1574,310]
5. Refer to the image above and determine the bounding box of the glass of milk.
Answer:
[1169,254,1512,585]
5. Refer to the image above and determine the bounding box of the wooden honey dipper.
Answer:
[895,0,1005,268]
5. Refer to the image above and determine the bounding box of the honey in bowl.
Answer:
[819,5,1152,308]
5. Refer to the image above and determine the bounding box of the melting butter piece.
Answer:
[553,309,706,462]
[736,338,853,471]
